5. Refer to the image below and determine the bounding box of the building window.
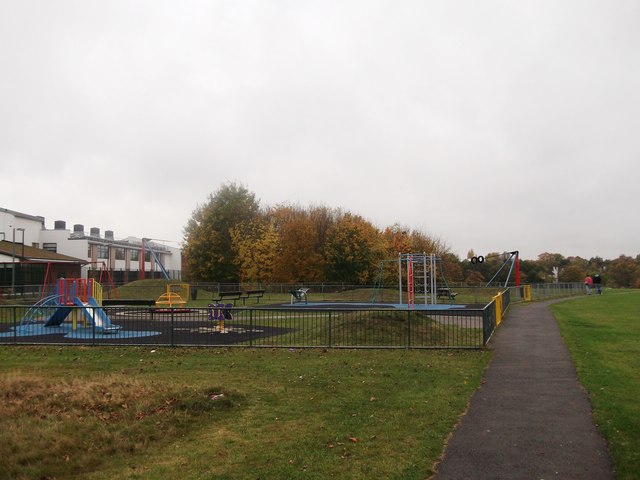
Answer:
[115,247,125,260]
[32,242,39,248]
[96,245,109,259]
[43,243,57,253]
[130,249,139,261]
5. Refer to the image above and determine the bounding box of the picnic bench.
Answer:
[212,291,243,305]
[240,289,265,304]
[436,287,458,300]
[290,288,309,304]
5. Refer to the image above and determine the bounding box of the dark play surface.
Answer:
[0,311,293,346]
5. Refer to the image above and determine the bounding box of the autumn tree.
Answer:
[440,253,464,284]
[537,253,567,276]
[230,215,279,283]
[558,263,585,283]
[381,224,412,257]
[324,213,385,283]
[183,183,260,283]
[607,255,639,287]
[269,205,327,283]
[464,269,486,285]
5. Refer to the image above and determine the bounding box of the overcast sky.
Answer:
[1,0,638,261]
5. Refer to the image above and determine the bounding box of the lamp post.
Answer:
[11,227,25,298]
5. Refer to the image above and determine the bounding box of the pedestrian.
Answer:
[593,274,602,294]
[584,274,593,295]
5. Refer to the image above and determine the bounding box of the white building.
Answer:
[0,207,182,284]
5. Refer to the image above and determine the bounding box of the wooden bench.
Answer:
[212,291,243,305]
[436,288,458,300]
[290,288,309,304]
[240,289,265,304]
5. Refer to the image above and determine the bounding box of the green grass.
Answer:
[223,309,483,348]
[551,289,640,480]
[0,346,491,479]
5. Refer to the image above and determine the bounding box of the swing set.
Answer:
[470,250,521,288]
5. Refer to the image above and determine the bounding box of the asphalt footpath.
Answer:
[433,299,615,479]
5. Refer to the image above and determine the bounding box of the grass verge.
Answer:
[551,289,640,480]
[0,346,490,479]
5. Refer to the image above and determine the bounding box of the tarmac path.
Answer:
[434,299,615,479]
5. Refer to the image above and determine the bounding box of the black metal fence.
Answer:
[1,303,494,349]
[0,283,582,349]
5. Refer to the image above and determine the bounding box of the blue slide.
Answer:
[43,306,73,327]
[42,298,119,333]
[74,297,121,333]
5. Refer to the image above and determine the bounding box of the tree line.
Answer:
[182,183,640,288]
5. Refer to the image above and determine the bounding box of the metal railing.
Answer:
[1,304,489,349]
[0,283,583,349]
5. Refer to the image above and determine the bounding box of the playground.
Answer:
[2,293,634,479]
[1,278,292,345]
[0,251,534,348]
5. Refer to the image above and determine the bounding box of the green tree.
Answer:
[519,259,548,283]
[607,255,639,287]
[183,183,260,283]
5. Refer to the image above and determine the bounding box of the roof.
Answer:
[0,207,46,224]
[0,241,86,263]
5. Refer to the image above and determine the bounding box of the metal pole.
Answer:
[398,253,403,306]
[11,227,16,297]
[430,254,437,305]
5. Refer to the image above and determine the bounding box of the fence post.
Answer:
[92,306,96,346]
[13,306,17,344]
[493,292,503,326]
[170,308,175,346]
[328,311,332,348]
[407,309,412,349]
[249,309,253,347]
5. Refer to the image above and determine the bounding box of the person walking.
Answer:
[593,274,602,294]
[584,274,593,295]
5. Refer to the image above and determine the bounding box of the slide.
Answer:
[74,297,121,333]
[43,306,73,327]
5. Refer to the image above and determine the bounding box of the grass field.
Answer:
[552,289,640,480]
[0,346,491,479]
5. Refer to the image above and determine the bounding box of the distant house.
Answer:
[0,207,182,288]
